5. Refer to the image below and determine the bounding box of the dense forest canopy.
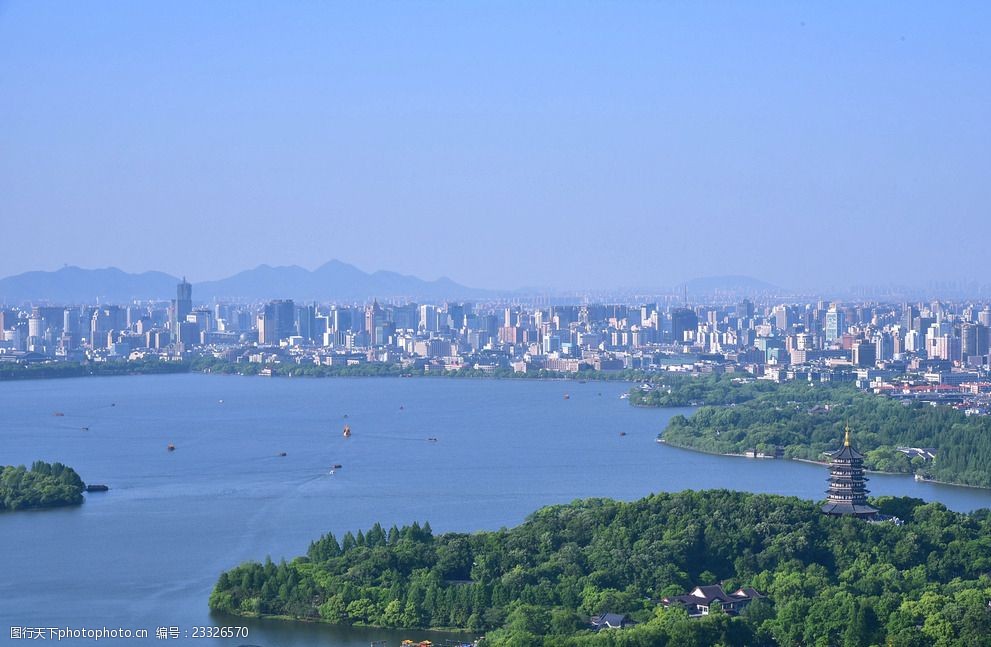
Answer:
[0,461,85,510]
[632,375,991,488]
[210,490,991,646]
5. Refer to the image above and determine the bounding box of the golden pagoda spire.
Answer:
[844,424,851,447]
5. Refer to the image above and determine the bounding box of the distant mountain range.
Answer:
[0,267,180,304]
[0,262,784,304]
[0,261,489,304]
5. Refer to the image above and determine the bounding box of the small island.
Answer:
[210,490,991,645]
[0,461,86,511]
[634,375,991,489]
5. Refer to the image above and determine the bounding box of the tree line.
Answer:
[209,490,991,645]
[0,358,189,381]
[633,375,991,488]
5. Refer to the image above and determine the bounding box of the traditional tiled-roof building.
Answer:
[821,426,878,519]
[661,584,763,617]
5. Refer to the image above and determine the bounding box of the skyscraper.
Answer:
[671,308,698,343]
[257,299,296,344]
[173,278,192,332]
[825,304,845,343]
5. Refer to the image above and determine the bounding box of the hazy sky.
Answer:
[1,2,988,292]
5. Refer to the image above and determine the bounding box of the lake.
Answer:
[3,374,991,646]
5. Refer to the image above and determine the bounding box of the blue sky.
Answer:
[1,2,988,291]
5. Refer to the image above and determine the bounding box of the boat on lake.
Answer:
[342,425,351,438]
[85,484,109,492]
[167,443,176,451]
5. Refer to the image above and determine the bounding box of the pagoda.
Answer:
[821,426,878,518]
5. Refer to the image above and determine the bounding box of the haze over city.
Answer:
[1,2,989,292]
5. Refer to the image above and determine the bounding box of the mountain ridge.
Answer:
[0,261,489,304]
[0,263,783,303]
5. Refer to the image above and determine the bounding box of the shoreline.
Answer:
[217,610,475,637]
[913,475,991,491]
[658,437,991,491]
[0,362,644,384]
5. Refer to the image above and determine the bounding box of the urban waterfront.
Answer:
[3,374,991,647]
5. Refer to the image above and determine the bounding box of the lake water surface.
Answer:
[3,374,991,646]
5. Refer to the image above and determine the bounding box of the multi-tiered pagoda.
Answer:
[821,426,878,519]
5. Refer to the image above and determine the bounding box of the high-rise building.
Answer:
[825,304,845,343]
[330,307,353,333]
[979,308,991,328]
[772,305,794,333]
[418,304,438,332]
[256,300,295,344]
[961,323,990,360]
[174,278,192,329]
[365,300,384,339]
[257,310,276,345]
[671,308,698,343]
[90,306,124,349]
[177,321,200,347]
[873,333,894,362]
[296,304,317,341]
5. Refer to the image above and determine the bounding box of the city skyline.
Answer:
[2,3,990,291]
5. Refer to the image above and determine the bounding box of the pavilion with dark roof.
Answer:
[821,426,878,519]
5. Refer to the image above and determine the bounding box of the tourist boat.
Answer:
[81,427,89,431]
[619,432,627,436]
[427,437,438,442]
[619,393,629,399]
[53,412,65,417]
[563,393,570,400]
[342,425,351,438]
[85,484,109,492]
[278,452,287,457]
[333,463,343,469]
[258,368,273,377]
[167,443,176,451]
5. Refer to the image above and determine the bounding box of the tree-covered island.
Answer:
[632,375,991,488]
[210,490,991,646]
[0,461,85,511]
